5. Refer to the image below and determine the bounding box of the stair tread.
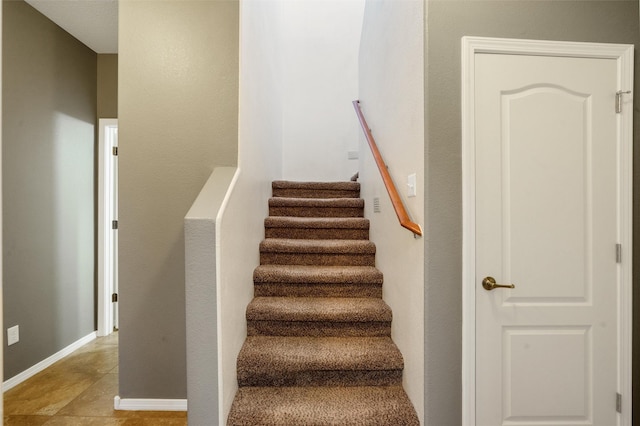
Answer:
[237,336,403,372]
[227,386,420,426]
[247,297,392,322]
[269,197,364,207]
[229,179,418,423]
[265,216,369,229]
[260,238,376,254]
[273,181,360,191]
[253,265,383,284]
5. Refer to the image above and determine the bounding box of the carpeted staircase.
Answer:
[227,181,420,425]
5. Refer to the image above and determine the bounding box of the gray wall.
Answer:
[424,1,640,424]
[97,54,118,119]
[118,0,239,399]
[2,0,97,379]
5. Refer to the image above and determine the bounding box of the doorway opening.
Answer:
[98,119,118,336]
[461,37,633,425]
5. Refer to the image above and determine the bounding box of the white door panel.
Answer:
[504,327,589,418]
[473,50,627,426]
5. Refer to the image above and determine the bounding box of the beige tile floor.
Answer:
[3,333,188,425]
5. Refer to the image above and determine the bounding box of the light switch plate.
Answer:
[407,173,417,197]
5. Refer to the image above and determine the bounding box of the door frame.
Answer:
[98,118,118,337]
[461,36,633,425]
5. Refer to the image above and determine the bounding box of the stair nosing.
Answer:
[237,336,404,372]
[246,297,392,322]
[269,197,365,207]
[260,238,376,254]
[265,216,370,229]
[272,181,360,190]
[254,265,383,283]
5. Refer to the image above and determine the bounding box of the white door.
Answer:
[111,125,119,330]
[98,119,119,336]
[463,38,633,426]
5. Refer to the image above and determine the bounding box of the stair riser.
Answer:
[237,370,403,387]
[265,228,369,240]
[260,253,375,267]
[269,207,364,218]
[253,283,382,298]
[247,321,391,337]
[272,188,360,199]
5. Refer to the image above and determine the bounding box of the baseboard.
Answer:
[114,396,188,411]
[3,331,97,392]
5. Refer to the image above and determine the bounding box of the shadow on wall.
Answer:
[3,0,96,381]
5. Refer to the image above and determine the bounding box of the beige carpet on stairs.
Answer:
[227,180,420,426]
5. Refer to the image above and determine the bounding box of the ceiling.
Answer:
[24,0,118,54]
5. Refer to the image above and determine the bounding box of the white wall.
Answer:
[281,0,364,182]
[185,166,236,424]
[217,1,284,422]
[358,0,425,421]
[222,2,423,423]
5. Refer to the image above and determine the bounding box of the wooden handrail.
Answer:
[352,100,422,237]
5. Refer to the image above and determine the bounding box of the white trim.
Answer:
[184,166,237,425]
[461,36,477,426]
[616,41,634,426]
[114,396,188,411]
[2,331,97,392]
[0,3,4,410]
[461,36,633,426]
[216,167,240,426]
[462,36,634,60]
[98,118,118,337]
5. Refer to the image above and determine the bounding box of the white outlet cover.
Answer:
[373,197,381,213]
[407,173,417,197]
[7,325,19,346]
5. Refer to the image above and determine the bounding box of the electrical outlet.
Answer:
[373,197,381,213]
[348,151,359,160]
[7,325,19,346]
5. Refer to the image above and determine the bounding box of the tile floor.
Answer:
[3,333,188,425]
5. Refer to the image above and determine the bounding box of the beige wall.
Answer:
[358,0,425,420]
[425,1,640,424]
[118,0,239,398]
[97,54,118,119]
[3,0,96,379]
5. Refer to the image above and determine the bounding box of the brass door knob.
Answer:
[482,276,515,291]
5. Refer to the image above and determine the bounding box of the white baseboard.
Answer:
[114,396,188,411]
[3,331,97,392]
